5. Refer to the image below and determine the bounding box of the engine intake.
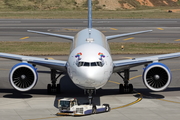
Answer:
[143,62,171,91]
[9,63,38,91]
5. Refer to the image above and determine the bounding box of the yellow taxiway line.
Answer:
[109,80,120,85]
[110,28,118,30]
[123,37,134,41]
[20,36,29,40]
[123,57,133,59]
[129,75,142,80]
[175,39,180,41]
[157,28,164,30]
[158,99,180,104]
[111,93,143,110]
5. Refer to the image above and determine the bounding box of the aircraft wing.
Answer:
[28,30,74,40]
[113,52,180,72]
[106,30,152,40]
[0,53,67,72]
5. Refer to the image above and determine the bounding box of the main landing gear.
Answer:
[47,69,63,94]
[117,69,133,94]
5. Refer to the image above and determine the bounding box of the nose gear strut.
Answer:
[85,89,96,105]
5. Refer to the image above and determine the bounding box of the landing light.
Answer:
[86,38,94,43]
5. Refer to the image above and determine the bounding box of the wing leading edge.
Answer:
[27,30,74,40]
[113,52,180,72]
[0,53,67,72]
[106,30,152,40]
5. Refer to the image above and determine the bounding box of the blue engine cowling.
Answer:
[9,63,38,92]
[143,62,172,91]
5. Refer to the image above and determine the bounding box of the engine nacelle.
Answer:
[143,62,172,91]
[9,63,38,92]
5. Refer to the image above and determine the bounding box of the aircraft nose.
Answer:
[78,68,106,87]
[85,70,101,82]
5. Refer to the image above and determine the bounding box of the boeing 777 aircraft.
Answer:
[0,0,180,103]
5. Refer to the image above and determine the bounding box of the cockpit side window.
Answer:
[97,62,103,67]
[78,62,84,67]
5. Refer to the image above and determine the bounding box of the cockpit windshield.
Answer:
[77,61,103,67]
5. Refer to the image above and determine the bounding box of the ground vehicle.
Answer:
[57,98,110,116]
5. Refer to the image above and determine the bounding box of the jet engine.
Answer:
[9,63,38,91]
[142,62,171,91]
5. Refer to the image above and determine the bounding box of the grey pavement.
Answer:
[0,19,180,120]
[0,55,180,120]
[0,19,180,43]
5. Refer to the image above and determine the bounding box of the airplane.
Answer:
[0,0,180,104]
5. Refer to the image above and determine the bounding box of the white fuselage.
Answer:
[67,28,113,90]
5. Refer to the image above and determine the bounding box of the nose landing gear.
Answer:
[85,89,96,105]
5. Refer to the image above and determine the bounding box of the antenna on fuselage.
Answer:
[88,0,92,37]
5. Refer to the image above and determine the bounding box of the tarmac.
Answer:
[0,55,180,120]
[0,19,180,120]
